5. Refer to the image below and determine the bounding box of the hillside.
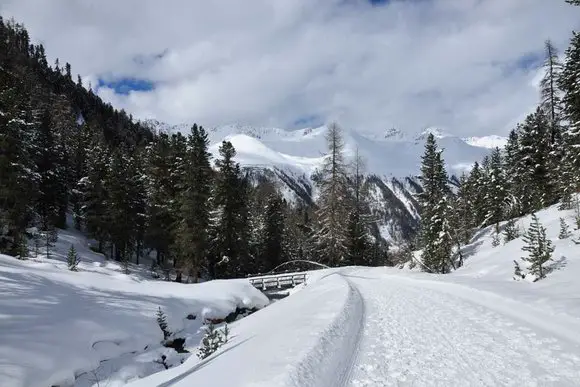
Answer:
[144,121,498,243]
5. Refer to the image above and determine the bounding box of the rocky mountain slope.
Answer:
[143,120,499,244]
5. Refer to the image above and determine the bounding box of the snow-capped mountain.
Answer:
[142,120,495,243]
[463,135,508,149]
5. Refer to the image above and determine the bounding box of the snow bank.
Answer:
[398,203,580,322]
[127,271,360,387]
[0,229,268,387]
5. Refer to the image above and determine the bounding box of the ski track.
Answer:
[345,274,580,387]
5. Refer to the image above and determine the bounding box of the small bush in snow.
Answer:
[559,218,571,239]
[513,260,524,280]
[156,307,172,340]
[521,214,554,280]
[67,245,80,271]
[503,219,519,244]
[197,322,229,360]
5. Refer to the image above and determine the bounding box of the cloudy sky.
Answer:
[1,0,579,136]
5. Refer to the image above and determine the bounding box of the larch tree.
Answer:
[312,123,351,267]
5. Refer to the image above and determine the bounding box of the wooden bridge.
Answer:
[248,272,307,291]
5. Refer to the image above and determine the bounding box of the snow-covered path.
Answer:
[346,270,580,387]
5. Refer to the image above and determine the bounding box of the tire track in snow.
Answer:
[348,275,580,386]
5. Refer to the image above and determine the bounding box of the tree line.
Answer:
[0,17,388,280]
[417,15,580,274]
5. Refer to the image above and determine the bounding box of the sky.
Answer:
[1,0,579,137]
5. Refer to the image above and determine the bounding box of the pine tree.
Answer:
[197,322,223,360]
[504,129,523,216]
[0,72,36,255]
[464,162,487,228]
[256,192,286,273]
[174,125,213,282]
[558,217,571,239]
[312,123,351,266]
[521,214,554,280]
[484,148,507,226]
[559,32,580,204]
[156,307,171,341]
[418,134,453,273]
[35,109,67,233]
[516,110,554,212]
[345,148,372,266]
[208,141,251,278]
[67,244,80,271]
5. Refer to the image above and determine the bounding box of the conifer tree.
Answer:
[35,109,67,231]
[559,217,571,239]
[516,110,554,212]
[484,147,507,226]
[559,32,580,203]
[208,141,251,278]
[256,192,286,273]
[67,244,80,271]
[418,134,453,273]
[312,123,351,266]
[174,125,213,282]
[0,72,36,255]
[521,214,554,280]
[345,149,372,266]
[156,307,171,341]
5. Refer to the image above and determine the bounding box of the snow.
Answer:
[149,121,494,179]
[0,228,268,387]
[4,204,580,386]
[463,134,508,149]
[127,203,580,387]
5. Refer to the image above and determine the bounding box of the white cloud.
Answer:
[1,0,579,135]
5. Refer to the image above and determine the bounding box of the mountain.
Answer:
[463,135,508,149]
[142,121,494,244]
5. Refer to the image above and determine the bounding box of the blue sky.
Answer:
[3,0,580,136]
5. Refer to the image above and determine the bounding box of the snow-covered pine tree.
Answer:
[256,191,286,273]
[0,71,36,256]
[35,109,67,236]
[453,173,474,245]
[521,214,555,280]
[208,141,251,279]
[144,133,175,269]
[156,307,171,341]
[558,217,571,239]
[77,139,110,253]
[484,148,507,227]
[67,244,80,271]
[312,123,351,267]
[516,109,554,212]
[174,124,213,282]
[503,129,524,216]
[464,162,487,228]
[197,322,222,360]
[418,133,453,273]
[559,32,580,205]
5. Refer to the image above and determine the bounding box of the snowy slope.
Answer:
[128,204,580,387]
[463,134,508,149]
[0,228,268,387]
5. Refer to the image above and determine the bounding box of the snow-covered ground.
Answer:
[2,204,580,387]
[127,203,580,386]
[0,228,268,387]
